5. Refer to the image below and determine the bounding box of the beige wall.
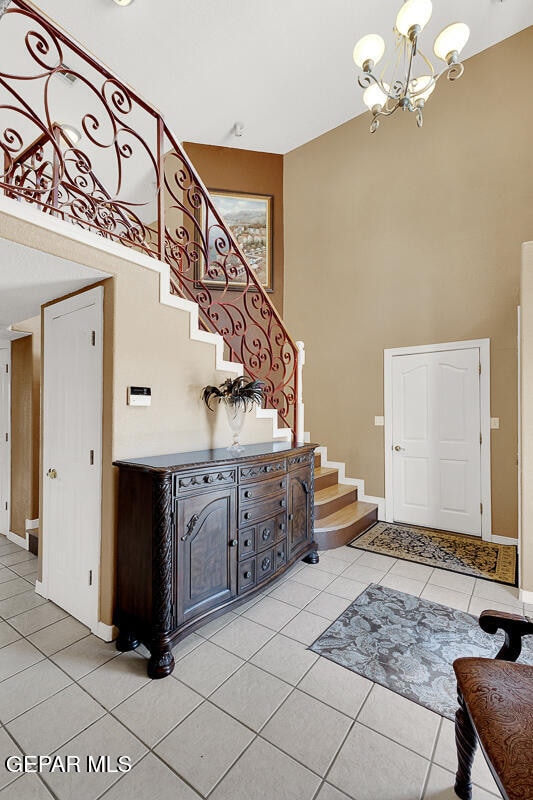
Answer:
[284,29,533,540]
[1,212,275,625]
[520,242,533,591]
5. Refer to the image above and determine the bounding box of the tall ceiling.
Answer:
[17,1,533,153]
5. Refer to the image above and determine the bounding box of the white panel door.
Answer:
[0,345,9,534]
[392,347,482,535]
[42,287,103,628]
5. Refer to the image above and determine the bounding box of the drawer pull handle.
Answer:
[279,500,286,508]
[288,513,294,521]
[181,513,199,541]
[230,539,238,547]
[277,551,285,560]
[279,481,284,488]
[244,539,252,547]
[244,490,252,498]
[244,512,251,520]
[261,557,271,571]
[278,522,285,531]
[266,465,272,473]
[244,571,252,579]
[262,529,270,541]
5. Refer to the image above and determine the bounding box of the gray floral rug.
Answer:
[349,521,517,585]
[309,584,533,720]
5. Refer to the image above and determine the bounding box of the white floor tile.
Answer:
[41,715,147,800]
[472,579,522,607]
[280,610,329,645]
[209,737,321,800]
[357,683,441,759]
[154,701,254,796]
[0,638,44,681]
[79,650,151,710]
[379,573,426,596]
[338,563,386,584]
[6,684,105,755]
[210,616,275,659]
[423,764,502,800]
[324,576,369,601]
[210,662,292,731]
[0,658,72,722]
[0,589,48,619]
[8,602,69,636]
[0,774,54,799]
[242,595,300,630]
[261,689,352,775]
[315,783,353,800]
[467,596,523,618]
[101,753,199,800]
[0,577,34,601]
[420,584,471,612]
[303,592,352,621]
[328,722,429,800]
[310,556,346,576]
[114,677,202,747]
[250,633,318,684]
[428,569,476,595]
[195,610,239,639]
[50,634,119,679]
[389,560,435,582]
[433,717,502,795]
[173,639,244,696]
[0,621,21,649]
[27,616,90,656]
[298,657,372,718]
[291,566,336,590]
[0,728,22,790]
[356,551,397,571]
[323,546,362,564]
[268,580,321,608]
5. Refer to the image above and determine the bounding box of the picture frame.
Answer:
[198,190,273,292]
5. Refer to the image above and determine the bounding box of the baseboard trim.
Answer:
[519,588,533,604]
[93,621,118,642]
[25,518,39,531]
[7,530,29,550]
[491,535,518,546]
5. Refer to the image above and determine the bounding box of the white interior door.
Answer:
[391,347,482,536]
[42,287,103,628]
[0,344,10,535]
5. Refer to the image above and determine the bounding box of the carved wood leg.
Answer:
[116,627,140,652]
[302,547,319,564]
[148,635,175,679]
[454,692,477,800]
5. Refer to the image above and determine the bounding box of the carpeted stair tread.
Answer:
[314,501,378,532]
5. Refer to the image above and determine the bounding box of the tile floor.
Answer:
[1,533,525,800]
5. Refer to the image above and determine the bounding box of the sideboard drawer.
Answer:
[174,468,236,494]
[240,495,287,526]
[239,474,287,504]
[275,540,288,570]
[239,558,256,591]
[239,459,287,483]
[256,547,275,583]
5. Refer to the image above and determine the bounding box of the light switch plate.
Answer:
[374,416,384,426]
[490,417,500,429]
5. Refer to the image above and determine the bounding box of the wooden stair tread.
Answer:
[315,483,357,505]
[314,501,378,532]
[314,466,338,479]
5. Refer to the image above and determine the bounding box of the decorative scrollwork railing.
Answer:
[0,0,299,438]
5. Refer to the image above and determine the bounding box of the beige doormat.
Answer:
[349,521,517,586]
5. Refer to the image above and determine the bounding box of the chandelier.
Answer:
[353,0,469,132]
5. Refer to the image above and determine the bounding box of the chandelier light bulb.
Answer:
[363,82,390,111]
[409,75,435,103]
[434,22,470,62]
[58,122,81,146]
[353,34,385,70]
[395,0,433,37]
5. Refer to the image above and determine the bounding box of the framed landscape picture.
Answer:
[200,190,273,291]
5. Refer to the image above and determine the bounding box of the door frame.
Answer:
[0,340,11,536]
[384,338,492,541]
[39,286,103,631]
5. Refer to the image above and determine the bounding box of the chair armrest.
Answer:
[479,610,533,662]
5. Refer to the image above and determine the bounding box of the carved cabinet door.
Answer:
[176,487,237,626]
[288,466,312,557]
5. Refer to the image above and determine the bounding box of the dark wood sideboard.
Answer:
[113,442,318,678]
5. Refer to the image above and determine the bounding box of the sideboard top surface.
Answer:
[113,441,316,473]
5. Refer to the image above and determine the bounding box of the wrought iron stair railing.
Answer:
[0,0,299,438]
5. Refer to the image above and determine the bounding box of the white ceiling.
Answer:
[0,238,108,333]
[30,0,533,154]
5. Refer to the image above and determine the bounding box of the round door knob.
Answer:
[244,490,252,498]
[230,539,238,547]
[277,551,285,560]
[279,500,286,508]
[244,539,252,547]
[244,512,251,520]
[244,571,251,579]
[394,445,405,452]
[279,481,284,488]
[47,468,57,479]
[278,522,285,531]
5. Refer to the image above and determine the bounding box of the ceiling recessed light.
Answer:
[112,0,134,7]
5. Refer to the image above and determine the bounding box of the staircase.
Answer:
[313,452,378,549]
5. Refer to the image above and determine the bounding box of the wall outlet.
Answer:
[490,417,500,429]
[374,416,384,426]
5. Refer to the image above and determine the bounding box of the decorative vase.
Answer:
[224,402,245,451]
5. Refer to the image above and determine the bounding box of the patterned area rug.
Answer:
[309,584,533,720]
[349,521,517,586]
